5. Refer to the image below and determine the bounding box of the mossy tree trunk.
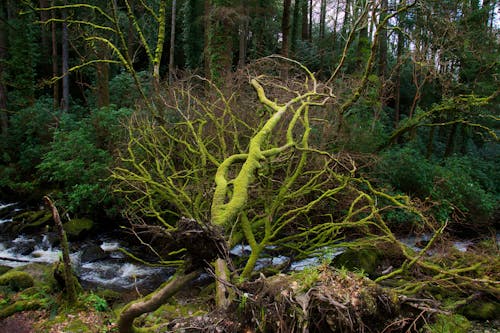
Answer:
[43,196,77,304]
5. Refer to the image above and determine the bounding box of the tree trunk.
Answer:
[394,0,406,129]
[444,123,458,157]
[168,0,176,84]
[51,0,59,110]
[308,0,313,41]
[281,0,291,56]
[301,0,308,41]
[61,2,69,112]
[153,0,167,88]
[0,2,8,137]
[291,0,301,53]
[378,0,388,107]
[43,196,78,303]
[96,49,110,107]
[238,2,248,68]
[319,0,327,39]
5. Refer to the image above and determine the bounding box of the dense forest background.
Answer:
[0,0,497,230]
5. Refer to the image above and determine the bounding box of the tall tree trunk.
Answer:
[61,2,69,112]
[39,0,50,67]
[169,0,177,84]
[444,123,458,157]
[0,2,7,136]
[281,0,291,56]
[378,0,388,107]
[308,0,312,41]
[319,0,327,39]
[153,0,167,88]
[51,0,59,110]
[96,50,110,107]
[291,0,301,53]
[331,0,340,57]
[127,0,135,60]
[238,2,248,68]
[301,0,308,41]
[394,0,405,129]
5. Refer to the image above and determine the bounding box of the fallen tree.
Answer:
[113,57,498,332]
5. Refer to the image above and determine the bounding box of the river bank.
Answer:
[1,200,499,332]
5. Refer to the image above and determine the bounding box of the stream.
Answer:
[1,201,498,291]
[0,201,173,292]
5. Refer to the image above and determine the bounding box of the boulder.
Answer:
[63,218,94,240]
[0,270,34,291]
[80,245,108,263]
[331,247,382,277]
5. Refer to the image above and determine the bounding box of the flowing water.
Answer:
[0,201,173,291]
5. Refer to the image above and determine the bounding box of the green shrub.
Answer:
[37,106,131,217]
[377,147,498,225]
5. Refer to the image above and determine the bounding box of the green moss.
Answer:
[10,210,52,233]
[65,319,91,332]
[0,270,34,291]
[425,314,471,333]
[332,247,381,276]
[63,218,94,239]
[461,301,500,320]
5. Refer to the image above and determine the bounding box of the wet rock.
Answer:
[331,247,382,277]
[5,210,52,235]
[63,218,94,240]
[80,245,108,263]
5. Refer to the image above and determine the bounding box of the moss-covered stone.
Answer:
[425,314,471,333]
[0,270,35,291]
[461,300,500,320]
[331,247,381,276]
[7,210,53,234]
[19,263,58,289]
[63,218,94,240]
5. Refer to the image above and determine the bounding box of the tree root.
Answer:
[0,300,43,319]
[118,269,201,333]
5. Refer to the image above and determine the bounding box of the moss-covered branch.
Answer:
[118,269,201,333]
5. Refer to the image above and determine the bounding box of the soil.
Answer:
[0,311,40,333]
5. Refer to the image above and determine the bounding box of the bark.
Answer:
[51,0,59,110]
[214,258,233,309]
[61,1,69,112]
[238,12,248,68]
[153,0,167,88]
[0,2,8,136]
[43,196,77,303]
[168,0,176,84]
[444,123,458,157]
[281,0,291,56]
[319,0,327,39]
[39,0,50,67]
[301,0,308,41]
[308,0,312,41]
[96,54,110,107]
[118,269,201,333]
[378,0,388,107]
[291,0,301,53]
